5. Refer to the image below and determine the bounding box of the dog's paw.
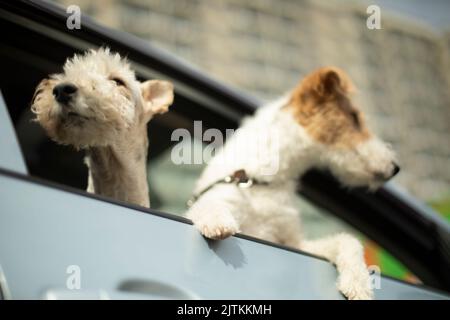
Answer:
[199,222,238,240]
[192,208,239,240]
[337,269,374,300]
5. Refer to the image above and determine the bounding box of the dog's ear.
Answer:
[321,69,343,96]
[299,67,354,100]
[140,80,174,116]
[31,78,49,107]
[31,76,58,117]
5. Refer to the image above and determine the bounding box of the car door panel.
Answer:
[0,172,448,300]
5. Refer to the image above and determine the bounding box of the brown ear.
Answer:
[31,77,53,106]
[140,80,174,116]
[301,67,354,99]
[321,69,343,96]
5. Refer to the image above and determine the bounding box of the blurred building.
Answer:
[57,0,450,202]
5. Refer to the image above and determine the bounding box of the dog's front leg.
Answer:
[299,233,373,300]
[186,187,241,240]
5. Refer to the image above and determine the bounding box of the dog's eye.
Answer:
[111,77,126,87]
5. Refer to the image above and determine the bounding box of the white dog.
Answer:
[31,48,174,207]
[186,67,399,300]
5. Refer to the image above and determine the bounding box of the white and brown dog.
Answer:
[31,48,174,207]
[186,67,399,300]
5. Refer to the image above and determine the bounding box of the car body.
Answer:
[0,0,449,299]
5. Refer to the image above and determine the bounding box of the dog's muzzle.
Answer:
[53,82,78,105]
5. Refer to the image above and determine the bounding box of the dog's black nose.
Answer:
[53,83,77,104]
[392,162,400,177]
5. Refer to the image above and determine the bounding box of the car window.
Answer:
[292,198,421,283]
[149,139,205,214]
[61,0,450,221]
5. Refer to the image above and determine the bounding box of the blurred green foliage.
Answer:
[430,196,450,222]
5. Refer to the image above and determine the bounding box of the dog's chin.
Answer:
[54,133,111,149]
[336,174,386,192]
[49,115,113,149]
[365,180,385,192]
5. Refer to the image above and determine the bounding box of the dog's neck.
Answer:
[269,98,320,181]
[249,98,317,183]
[85,126,150,207]
[199,96,317,190]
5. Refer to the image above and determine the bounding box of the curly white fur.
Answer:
[31,48,174,207]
